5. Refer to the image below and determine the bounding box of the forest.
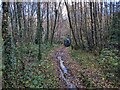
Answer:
[0,0,120,89]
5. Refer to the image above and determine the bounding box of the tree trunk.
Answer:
[2,2,13,88]
[14,2,19,46]
[65,1,78,47]
[9,2,18,87]
[84,2,91,50]
[50,2,59,45]
[72,2,81,47]
[37,2,42,60]
[93,2,98,49]
[22,2,27,43]
[17,2,23,43]
[90,2,94,50]
[45,2,49,43]
[79,2,85,49]
[99,2,103,50]
[17,2,25,87]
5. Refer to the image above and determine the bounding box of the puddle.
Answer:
[59,56,68,74]
[57,55,77,89]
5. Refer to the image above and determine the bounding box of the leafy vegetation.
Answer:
[8,43,60,88]
[97,48,120,86]
[70,48,120,88]
[110,12,120,50]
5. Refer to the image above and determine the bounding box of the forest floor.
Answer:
[20,43,61,88]
[1,43,120,88]
[51,45,119,88]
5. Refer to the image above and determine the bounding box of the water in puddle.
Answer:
[57,56,77,89]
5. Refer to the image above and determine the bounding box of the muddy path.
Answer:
[52,46,85,89]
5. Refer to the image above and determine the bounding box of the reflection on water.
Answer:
[57,56,76,88]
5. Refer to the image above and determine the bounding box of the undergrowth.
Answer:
[69,48,120,88]
[11,43,60,88]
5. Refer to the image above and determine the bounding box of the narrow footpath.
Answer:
[52,46,84,89]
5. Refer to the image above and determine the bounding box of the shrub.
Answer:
[97,48,120,85]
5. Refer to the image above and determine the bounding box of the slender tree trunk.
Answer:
[2,2,13,88]
[17,2,23,43]
[90,2,94,50]
[84,2,91,50]
[65,1,78,46]
[14,2,19,46]
[46,2,49,42]
[73,2,81,47]
[17,2,25,87]
[27,3,30,43]
[104,2,110,48]
[37,2,42,60]
[9,2,18,87]
[50,3,53,41]
[31,3,36,43]
[51,2,61,45]
[79,2,85,49]
[22,3,27,43]
[93,2,98,49]
[99,2,103,50]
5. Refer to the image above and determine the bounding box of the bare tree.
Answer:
[2,2,13,88]
[79,2,85,49]
[89,2,94,50]
[64,1,78,47]
[45,2,49,42]
[50,2,61,45]
[37,2,42,60]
